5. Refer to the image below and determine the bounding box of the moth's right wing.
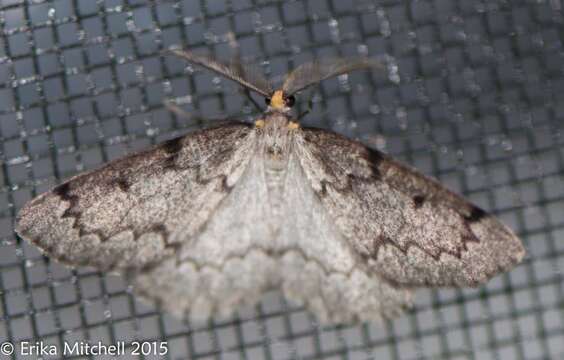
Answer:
[296,127,525,287]
[16,123,255,272]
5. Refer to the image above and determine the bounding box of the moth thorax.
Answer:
[264,112,290,129]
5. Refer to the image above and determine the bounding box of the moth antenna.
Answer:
[282,57,385,96]
[168,48,273,98]
[226,33,265,112]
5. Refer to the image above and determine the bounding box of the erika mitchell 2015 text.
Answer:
[15,340,168,357]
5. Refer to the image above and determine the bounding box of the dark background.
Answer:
[1,0,563,359]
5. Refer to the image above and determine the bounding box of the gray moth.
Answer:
[15,50,525,324]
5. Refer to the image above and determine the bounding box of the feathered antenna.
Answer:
[282,58,384,96]
[169,49,273,97]
[226,33,270,111]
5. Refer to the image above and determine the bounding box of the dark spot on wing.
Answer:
[464,206,487,223]
[113,178,130,192]
[54,181,81,220]
[53,182,71,200]
[219,176,229,191]
[319,180,329,196]
[160,137,183,169]
[149,223,167,234]
[161,136,183,155]
[412,195,425,208]
[364,148,384,179]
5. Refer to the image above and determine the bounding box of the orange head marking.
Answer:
[268,90,296,110]
[270,90,285,109]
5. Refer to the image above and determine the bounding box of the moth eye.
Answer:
[265,97,271,105]
[285,95,296,107]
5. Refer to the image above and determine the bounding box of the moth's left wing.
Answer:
[15,123,255,272]
[295,128,525,287]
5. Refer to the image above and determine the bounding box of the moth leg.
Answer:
[242,89,263,112]
[164,100,195,120]
[297,91,315,120]
[164,100,215,126]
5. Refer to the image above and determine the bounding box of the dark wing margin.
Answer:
[296,127,526,287]
[15,123,254,272]
[282,58,385,95]
[169,49,273,97]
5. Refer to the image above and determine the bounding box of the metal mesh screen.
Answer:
[1,0,563,359]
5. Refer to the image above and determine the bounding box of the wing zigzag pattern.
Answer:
[15,123,254,272]
[132,246,412,323]
[298,127,525,287]
[303,140,487,262]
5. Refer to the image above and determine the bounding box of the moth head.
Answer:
[265,90,296,112]
[169,49,383,119]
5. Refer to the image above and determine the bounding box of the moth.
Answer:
[15,50,525,324]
